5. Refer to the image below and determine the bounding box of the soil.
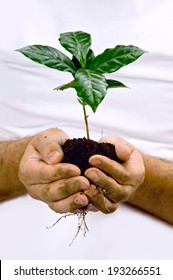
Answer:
[62,137,121,175]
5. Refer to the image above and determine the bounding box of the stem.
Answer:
[82,104,90,139]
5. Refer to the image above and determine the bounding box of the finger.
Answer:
[99,135,132,162]
[85,168,131,203]
[115,142,131,162]
[19,161,81,186]
[31,128,69,164]
[84,184,119,214]
[48,192,89,213]
[88,155,131,184]
[28,176,90,201]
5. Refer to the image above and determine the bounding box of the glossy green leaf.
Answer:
[54,80,75,91]
[86,49,95,67]
[74,69,108,112]
[59,31,91,67]
[16,45,76,74]
[106,79,127,89]
[89,45,146,74]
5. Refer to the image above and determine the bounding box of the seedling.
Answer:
[16,30,146,139]
[16,31,146,245]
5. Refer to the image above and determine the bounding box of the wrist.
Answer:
[0,136,33,201]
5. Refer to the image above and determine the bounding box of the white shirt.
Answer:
[0,0,173,259]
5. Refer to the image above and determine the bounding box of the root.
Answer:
[69,211,89,246]
[46,210,89,246]
[46,213,75,229]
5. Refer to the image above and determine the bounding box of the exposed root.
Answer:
[46,210,89,246]
[46,213,75,229]
[68,211,89,246]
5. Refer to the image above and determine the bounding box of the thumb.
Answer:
[31,128,68,164]
[47,147,64,164]
[36,140,64,165]
[115,142,131,162]
[99,134,132,162]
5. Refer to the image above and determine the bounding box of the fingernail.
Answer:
[89,157,101,166]
[74,193,87,206]
[77,181,89,190]
[85,187,99,197]
[86,171,98,181]
[47,151,59,164]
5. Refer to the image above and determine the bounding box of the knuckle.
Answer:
[99,179,111,191]
[31,132,42,144]
[59,179,76,196]
[28,188,39,200]
[119,189,131,202]
[68,203,80,213]
[48,202,59,213]
[40,184,51,201]
[102,203,118,214]
[114,169,130,184]
[39,168,50,182]
[119,171,130,183]
[39,166,59,182]
[32,183,51,201]
[57,163,78,178]
[48,201,68,214]
[110,186,131,203]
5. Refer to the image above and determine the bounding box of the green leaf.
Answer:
[54,80,75,91]
[74,69,108,112]
[16,45,77,74]
[106,79,127,89]
[89,45,147,74]
[59,31,91,67]
[86,49,95,67]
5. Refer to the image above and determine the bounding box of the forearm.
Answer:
[0,137,32,201]
[129,153,173,224]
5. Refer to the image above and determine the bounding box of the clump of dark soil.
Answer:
[62,138,121,175]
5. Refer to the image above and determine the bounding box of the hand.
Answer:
[18,128,90,213]
[84,134,145,213]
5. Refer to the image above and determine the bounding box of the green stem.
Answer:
[82,104,90,139]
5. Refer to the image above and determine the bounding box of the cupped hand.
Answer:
[84,134,145,213]
[18,128,90,213]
